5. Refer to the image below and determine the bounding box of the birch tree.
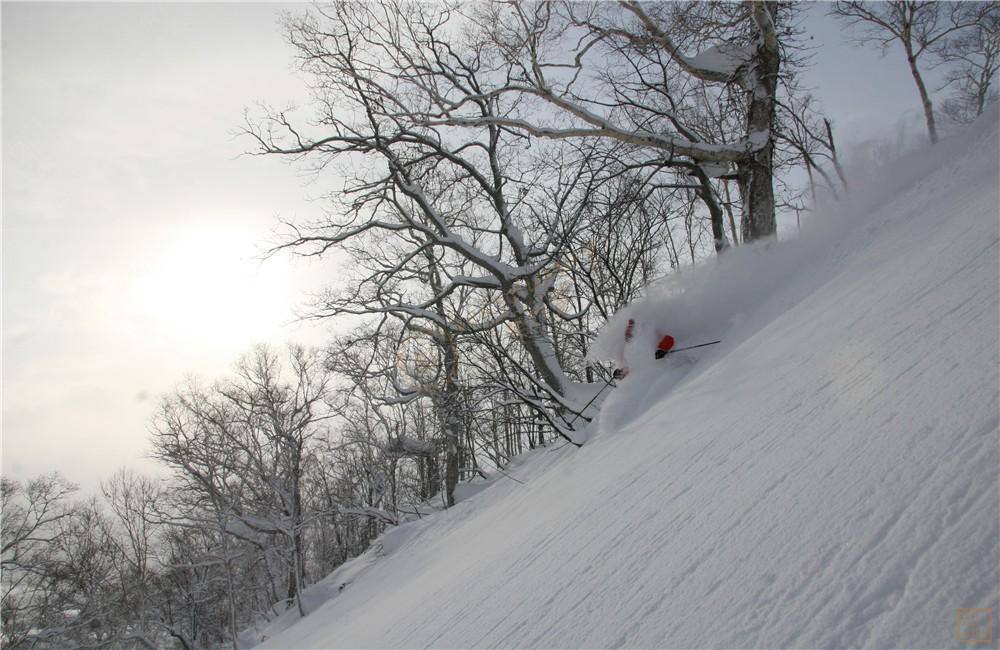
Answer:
[832,1,992,144]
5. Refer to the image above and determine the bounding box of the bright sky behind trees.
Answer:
[1,2,947,492]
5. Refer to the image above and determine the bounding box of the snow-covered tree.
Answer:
[151,345,334,619]
[245,1,610,443]
[440,0,785,243]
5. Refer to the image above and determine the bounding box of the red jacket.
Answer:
[624,319,674,353]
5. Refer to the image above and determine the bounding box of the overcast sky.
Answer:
[2,2,943,493]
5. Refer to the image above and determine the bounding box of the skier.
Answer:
[612,318,675,379]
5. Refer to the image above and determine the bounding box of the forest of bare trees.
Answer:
[4,1,996,647]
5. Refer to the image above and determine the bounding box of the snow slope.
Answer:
[259,113,999,649]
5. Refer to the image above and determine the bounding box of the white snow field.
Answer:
[258,112,999,649]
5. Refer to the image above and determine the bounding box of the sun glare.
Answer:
[132,225,290,347]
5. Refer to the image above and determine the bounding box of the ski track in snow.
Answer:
[256,113,1000,649]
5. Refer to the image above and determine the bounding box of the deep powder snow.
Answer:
[256,111,999,649]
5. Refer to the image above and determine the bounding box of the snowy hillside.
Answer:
[258,113,999,649]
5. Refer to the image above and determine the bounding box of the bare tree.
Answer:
[1,474,79,648]
[151,345,334,621]
[2,487,126,648]
[101,468,163,647]
[439,0,784,242]
[832,1,991,144]
[775,92,849,202]
[935,5,1000,125]
[325,324,442,516]
[245,1,607,443]
[153,523,235,650]
[46,498,122,647]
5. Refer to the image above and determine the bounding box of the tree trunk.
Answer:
[722,181,740,245]
[420,248,467,508]
[692,166,730,253]
[439,372,462,509]
[741,1,780,242]
[426,454,440,500]
[905,44,938,144]
[505,295,566,399]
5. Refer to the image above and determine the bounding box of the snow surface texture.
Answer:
[258,110,999,649]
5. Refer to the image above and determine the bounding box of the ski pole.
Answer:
[566,375,614,428]
[663,340,722,354]
[568,340,722,426]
